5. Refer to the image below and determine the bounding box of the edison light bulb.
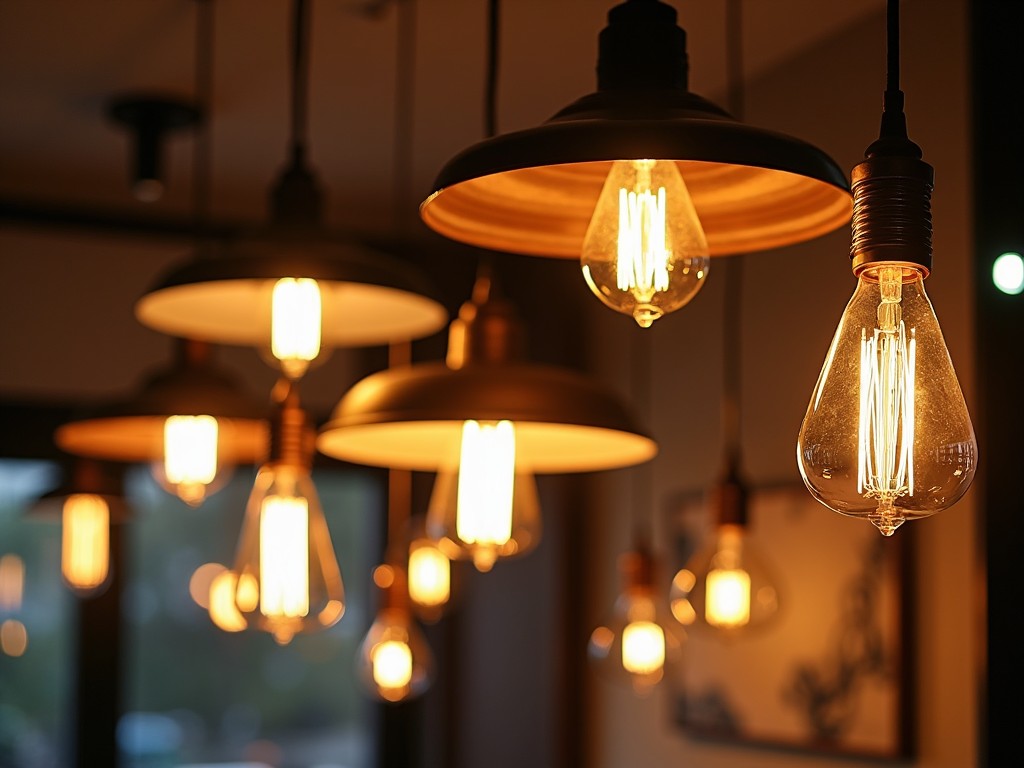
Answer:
[581,159,710,328]
[427,420,541,572]
[408,538,450,611]
[588,549,682,695]
[163,414,218,506]
[0,555,24,613]
[209,569,247,633]
[0,620,27,657]
[358,565,433,703]
[233,464,344,644]
[798,264,977,535]
[272,277,322,379]
[61,494,110,594]
[671,525,778,631]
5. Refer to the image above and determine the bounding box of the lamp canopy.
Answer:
[420,0,851,258]
[29,459,130,524]
[55,339,267,464]
[317,276,657,473]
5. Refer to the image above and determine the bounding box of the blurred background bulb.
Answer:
[272,277,322,380]
[588,548,683,696]
[358,565,433,703]
[162,414,219,506]
[798,264,977,535]
[407,537,450,612]
[189,563,248,633]
[427,420,541,572]
[0,554,24,613]
[61,494,110,595]
[581,159,710,328]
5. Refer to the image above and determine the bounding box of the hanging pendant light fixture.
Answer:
[317,270,656,571]
[797,0,977,536]
[134,0,447,373]
[231,379,345,645]
[28,459,129,598]
[420,0,851,328]
[55,339,267,507]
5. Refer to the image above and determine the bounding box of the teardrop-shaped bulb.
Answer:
[232,464,345,643]
[798,265,977,535]
[426,421,541,572]
[581,159,710,328]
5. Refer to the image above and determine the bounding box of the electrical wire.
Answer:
[392,0,417,226]
[192,0,213,225]
[289,0,312,164]
[485,0,500,138]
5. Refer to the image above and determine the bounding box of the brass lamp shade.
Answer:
[135,238,449,349]
[55,341,267,464]
[317,276,656,473]
[421,0,851,258]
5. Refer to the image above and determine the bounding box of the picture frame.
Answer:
[666,483,913,759]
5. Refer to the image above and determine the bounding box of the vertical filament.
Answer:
[705,568,751,628]
[621,620,665,675]
[408,542,451,608]
[272,277,322,377]
[857,267,916,533]
[372,639,414,690]
[617,160,669,300]
[164,415,218,501]
[259,495,310,618]
[62,494,110,591]
[456,420,516,546]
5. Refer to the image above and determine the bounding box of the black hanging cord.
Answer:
[289,0,312,164]
[386,341,413,562]
[484,0,500,138]
[721,0,744,470]
[192,0,214,224]
[392,0,417,226]
[875,0,913,148]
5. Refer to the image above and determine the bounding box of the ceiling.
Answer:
[0,0,887,412]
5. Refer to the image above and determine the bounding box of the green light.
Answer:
[993,252,1024,295]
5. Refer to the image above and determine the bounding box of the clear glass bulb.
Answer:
[232,464,345,644]
[161,414,219,506]
[357,566,433,703]
[427,421,541,572]
[798,265,977,535]
[670,524,779,631]
[272,277,322,380]
[61,494,110,595]
[407,537,451,611]
[588,550,683,696]
[581,159,710,328]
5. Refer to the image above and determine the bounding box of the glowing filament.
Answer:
[164,415,218,502]
[408,542,450,608]
[0,620,27,657]
[705,568,752,628]
[259,496,309,619]
[456,420,516,546]
[617,165,670,300]
[621,620,665,675]
[62,494,109,591]
[372,640,414,690]
[272,277,322,377]
[0,555,24,612]
[857,267,916,531]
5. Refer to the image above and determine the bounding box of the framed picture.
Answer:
[666,483,913,759]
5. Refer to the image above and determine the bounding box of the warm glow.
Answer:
[372,639,414,690]
[581,159,709,328]
[857,266,916,535]
[705,568,752,628]
[164,414,218,504]
[209,570,247,632]
[259,495,309,619]
[62,494,109,591]
[1,620,28,657]
[189,562,225,610]
[408,541,450,608]
[993,252,1024,295]
[0,554,24,612]
[621,620,665,675]
[456,420,516,547]
[271,277,322,378]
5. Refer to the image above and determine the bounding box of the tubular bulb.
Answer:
[427,420,541,572]
[271,277,322,380]
[62,494,110,595]
[162,414,220,506]
[407,537,451,613]
[798,265,977,535]
[581,159,710,328]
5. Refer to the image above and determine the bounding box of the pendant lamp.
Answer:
[135,0,447,376]
[797,0,976,536]
[28,459,129,598]
[420,0,851,263]
[55,339,267,507]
